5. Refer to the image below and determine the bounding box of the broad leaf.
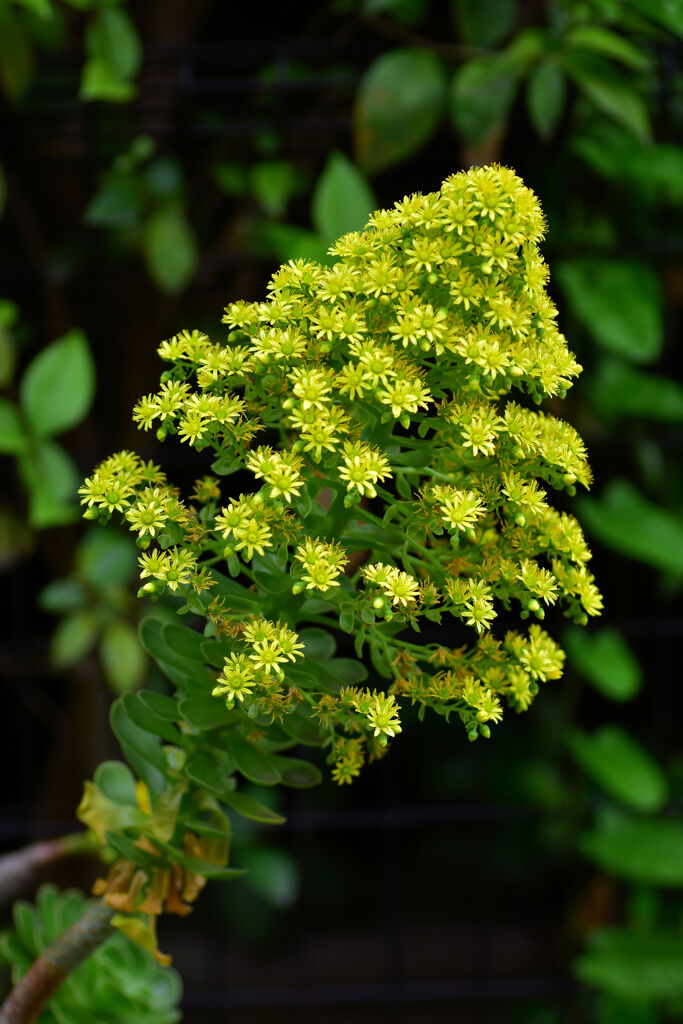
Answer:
[142,206,198,294]
[450,57,518,143]
[587,358,683,422]
[100,619,146,694]
[577,480,683,574]
[568,726,667,812]
[564,627,641,702]
[563,52,650,142]
[556,258,662,363]
[451,0,516,47]
[20,329,95,436]
[582,814,683,885]
[221,789,285,825]
[355,48,447,174]
[526,59,566,139]
[311,153,375,246]
[225,731,281,786]
[0,398,28,454]
[576,929,683,1001]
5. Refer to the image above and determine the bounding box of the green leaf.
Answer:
[279,705,327,746]
[354,48,447,175]
[139,617,208,678]
[77,527,137,588]
[77,781,145,843]
[162,624,206,663]
[449,57,518,143]
[568,726,667,812]
[50,610,98,667]
[20,329,95,437]
[0,3,34,101]
[39,579,86,614]
[100,619,146,694]
[178,696,234,730]
[624,0,683,37]
[269,755,322,788]
[577,480,683,574]
[84,178,144,229]
[221,789,285,825]
[565,25,650,71]
[563,52,650,142]
[252,222,328,264]
[451,0,516,46]
[526,59,566,139]
[110,700,168,794]
[142,206,198,294]
[121,693,184,746]
[298,627,336,661]
[338,604,355,633]
[249,160,300,217]
[587,357,683,422]
[80,58,136,103]
[184,752,234,795]
[137,690,180,722]
[93,760,138,806]
[555,259,662,363]
[575,928,683,1001]
[105,831,164,869]
[12,901,39,957]
[311,153,375,245]
[145,836,244,879]
[86,8,142,80]
[564,627,641,702]
[582,814,683,885]
[242,847,299,908]
[225,731,281,786]
[0,398,28,454]
[18,440,79,529]
[0,162,5,218]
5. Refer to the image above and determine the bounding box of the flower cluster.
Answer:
[84,164,601,775]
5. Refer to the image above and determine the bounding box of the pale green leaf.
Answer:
[311,152,375,245]
[568,726,667,812]
[0,398,28,454]
[19,329,95,436]
[576,929,683,1001]
[100,619,147,694]
[564,627,641,702]
[142,206,198,294]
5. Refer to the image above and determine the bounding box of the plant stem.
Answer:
[0,900,115,1024]
[0,832,98,908]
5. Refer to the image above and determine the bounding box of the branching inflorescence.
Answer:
[82,164,601,788]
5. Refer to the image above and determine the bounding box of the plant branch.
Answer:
[0,832,98,908]
[0,900,115,1024]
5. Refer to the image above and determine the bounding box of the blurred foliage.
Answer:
[0,0,682,1019]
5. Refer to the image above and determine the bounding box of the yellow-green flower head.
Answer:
[84,164,602,771]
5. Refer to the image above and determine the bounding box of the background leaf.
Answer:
[100,619,146,694]
[311,153,375,245]
[450,57,518,143]
[19,329,95,436]
[576,929,683,1001]
[142,206,198,294]
[526,59,566,138]
[450,0,516,47]
[568,726,667,812]
[0,398,28,454]
[556,259,663,363]
[564,627,642,702]
[582,815,683,885]
[354,48,446,174]
[587,358,683,421]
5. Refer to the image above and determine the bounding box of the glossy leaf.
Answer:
[221,789,286,825]
[178,696,234,730]
[298,627,336,661]
[564,627,641,701]
[93,760,138,806]
[269,755,322,788]
[556,259,662,363]
[577,480,683,574]
[20,329,95,437]
[121,693,185,746]
[162,624,207,663]
[184,753,233,795]
[311,152,375,245]
[137,690,180,723]
[110,700,167,793]
[355,48,447,174]
[568,726,667,812]
[225,731,281,786]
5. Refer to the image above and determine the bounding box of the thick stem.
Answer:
[0,833,97,908]
[0,900,115,1024]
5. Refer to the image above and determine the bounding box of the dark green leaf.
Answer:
[137,690,180,722]
[298,627,336,661]
[0,4,34,101]
[142,206,198,294]
[327,658,369,684]
[564,627,641,701]
[77,527,138,588]
[624,0,683,37]
[449,57,519,143]
[184,752,234,795]
[162,624,206,663]
[121,693,185,746]
[270,755,322,788]
[451,0,516,46]
[526,59,566,138]
[146,836,244,879]
[279,705,327,747]
[582,815,683,885]
[0,398,28,454]
[577,480,683,574]
[200,638,236,668]
[110,700,167,793]
[221,789,286,825]
[563,52,650,142]
[311,152,375,245]
[253,569,291,595]
[242,847,299,908]
[84,178,144,229]
[575,929,683,1001]
[338,604,355,633]
[139,618,213,688]
[105,831,164,869]
[39,578,86,614]
[225,731,281,786]
[556,259,662,363]
[355,48,447,174]
[100,619,146,694]
[20,329,95,437]
[178,696,235,730]
[566,25,650,71]
[93,760,137,806]
[568,726,667,812]
[249,160,300,217]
